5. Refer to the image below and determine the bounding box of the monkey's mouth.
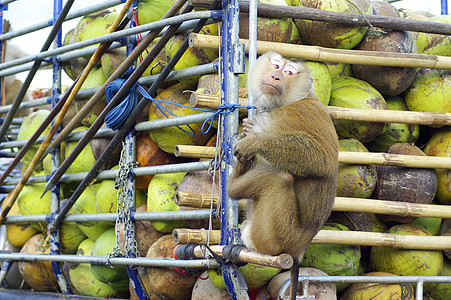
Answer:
[261,83,281,95]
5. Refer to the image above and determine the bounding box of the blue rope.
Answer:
[104,78,139,130]
[104,79,256,134]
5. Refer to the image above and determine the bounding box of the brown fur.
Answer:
[227,51,339,299]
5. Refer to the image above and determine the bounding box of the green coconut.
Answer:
[72,183,114,241]
[64,126,97,174]
[423,128,451,204]
[410,217,442,236]
[90,228,129,285]
[326,62,353,78]
[135,38,168,78]
[370,224,443,291]
[426,258,451,300]
[64,238,121,297]
[59,213,87,254]
[147,172,187,233]
[208,263,281,291]
[301,223,361,292]
[305,61,331,105]
[330,76,388,143]
[74,10,118,44]
[413,15,451,56]
[239,0,293,43]
[295,0,372,49]
[17,110,51,169]
[137,0,177,25]
[337,138,377,198]
[17,181,51,232]
[366,96,420,152]
[405,68,451,114]
[165,31,218,83]
[148,82,204,153]
[62,28,89,81]
[63,65,108,127]
[342,272,414,300]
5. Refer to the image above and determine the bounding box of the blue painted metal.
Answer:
[442,0,448,14]
[123,4,150,298]
[49,0,72,294]
[219,0,249,297]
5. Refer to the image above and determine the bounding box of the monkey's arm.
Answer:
[234,131,337,178]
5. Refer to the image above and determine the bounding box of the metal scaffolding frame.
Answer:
[0,0,450,299]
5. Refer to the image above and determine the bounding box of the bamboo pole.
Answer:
[333,197,451,218]
[176,244,294,269]
[0,1,134,224]
[175,145,451,169]
[175,191,218,207]
[174,229,451,250]
[173,228,220,244]
[189,33,451,70]
[176,192,451,219]
[190,93,451,126]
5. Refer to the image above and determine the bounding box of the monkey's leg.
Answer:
[227,163,287,200]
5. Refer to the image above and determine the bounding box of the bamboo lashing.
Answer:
[175,243,294,269]
[174,229,451,250]
[189,33,451,70]
[175,145,451,169]
[0,2,134,224]
[190,93,451,126]
[176,192,451,219]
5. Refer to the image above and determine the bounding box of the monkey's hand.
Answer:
[234,137,256,164]
[241,118,255,137]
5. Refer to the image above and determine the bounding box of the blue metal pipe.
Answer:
[442,0,448,14]
[219,0,249,297]
[49,0,72,294]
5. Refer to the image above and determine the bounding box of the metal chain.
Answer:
[108,140,140,267]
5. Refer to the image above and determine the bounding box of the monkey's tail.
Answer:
[289,258,300,300]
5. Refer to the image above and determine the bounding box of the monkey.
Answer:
[227,51,339,300]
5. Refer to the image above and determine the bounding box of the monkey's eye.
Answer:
[270,57,284,70]
[284,65,299,76]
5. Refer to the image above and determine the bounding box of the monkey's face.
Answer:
[249,51,314,111]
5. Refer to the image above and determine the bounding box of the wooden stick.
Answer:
[175,145,451,169]
[190,0,451,36]
[191,93,451,126]
[189,33,451,70]
[0,1,134,224]
[176,192,451,219]
[174,229,451,250]
[176,243,294,269]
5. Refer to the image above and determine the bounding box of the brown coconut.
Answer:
[18,233,60,292]
[267,267,337,299]
[177,170,220,230]
[372,143,438,223]
[117,204,164,256]
[135,131,185,190]
[146,235,198,299]
[371,0,400,18]
[353,30,418,96]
